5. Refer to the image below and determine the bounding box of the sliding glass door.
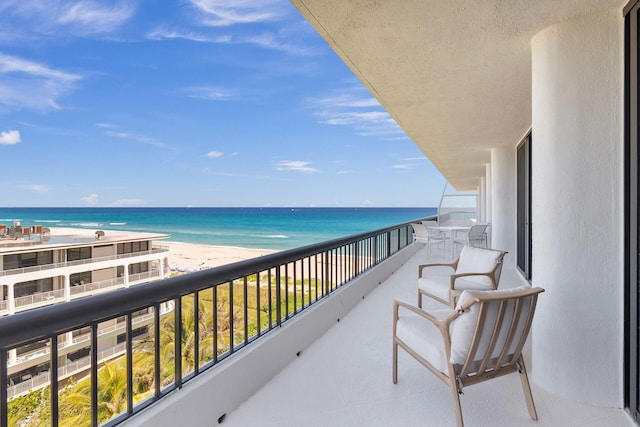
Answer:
[625,0,640,421]
[516,132,532,281]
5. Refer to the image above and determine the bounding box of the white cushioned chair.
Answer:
[411,223,447,254]
[418,245,507,307]
[393,285,544,427]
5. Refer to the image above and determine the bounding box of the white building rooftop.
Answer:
[0,226,169,253]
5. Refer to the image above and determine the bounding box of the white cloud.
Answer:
[0,52,81,111]
[146,28,231,44]
[189,0,288,27]
[18,184,47,193]
[109,198,146,207]
[81,193,98,206]
[104,129,169,149]
[0,1,134,37]
[306,86,407,140]
[275,160,318,173]
[0,129,20,145]
[184,86,235,101]
[206,151,223,158]
[56,1,134,34]
[391,164,415,169]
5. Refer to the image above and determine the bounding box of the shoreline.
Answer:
[160,241,277,270]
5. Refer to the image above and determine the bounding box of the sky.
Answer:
[0,0,446,208]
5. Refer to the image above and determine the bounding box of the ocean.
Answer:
[0,207,436,250]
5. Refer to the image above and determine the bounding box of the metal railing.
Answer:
[70,277,127,296]
[0,219,425,427]
[0,247,169,277]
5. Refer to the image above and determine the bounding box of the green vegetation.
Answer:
[9,274,329,426]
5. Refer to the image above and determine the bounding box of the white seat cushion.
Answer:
[419,276,493,303]
[395,308,454,374]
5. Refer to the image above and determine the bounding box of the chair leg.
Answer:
[392,340,398,384]
[418,291,422,308]
[449,380,464,427]
[517,358,538,420]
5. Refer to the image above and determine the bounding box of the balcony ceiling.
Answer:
[291,0,625,190]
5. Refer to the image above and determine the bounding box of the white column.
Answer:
[485,163,492,224]
[124,264,130,288]
[7,282,14,315]
[479,178,486,223]
[531,8,623,406]
[490,146,516,265]
[64,274,71,302]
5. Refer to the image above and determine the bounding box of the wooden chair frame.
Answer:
[393,286,544,427]
[418,247,507,308]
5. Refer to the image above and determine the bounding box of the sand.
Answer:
[160,241,276,270]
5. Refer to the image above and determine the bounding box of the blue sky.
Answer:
[0,0,445,208]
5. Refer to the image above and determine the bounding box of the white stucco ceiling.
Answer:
[291,0,625,190]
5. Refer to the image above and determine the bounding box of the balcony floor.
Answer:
[223,246,635,427]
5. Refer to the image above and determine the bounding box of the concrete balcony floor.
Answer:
[222,246,635,427]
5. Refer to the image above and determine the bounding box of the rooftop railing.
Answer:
[0,219,425,427]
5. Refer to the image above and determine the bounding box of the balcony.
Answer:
[1,218,631,426]
[0,247,169,278]
[0,270,166,316]
[131,246,634,427]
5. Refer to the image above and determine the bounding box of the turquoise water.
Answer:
[0,207,436,250]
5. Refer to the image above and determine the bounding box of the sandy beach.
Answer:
[160,241,276,270]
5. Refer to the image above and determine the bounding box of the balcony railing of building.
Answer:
[0,271,164,315]
[0,219,425,427]
[0,247,169,277]
[9,307,173,368]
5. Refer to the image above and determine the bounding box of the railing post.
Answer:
[275,269,281,326]
[91,323,98,427]
[175,297,182,389]
[51,335,59,427]
[1,349,7,427]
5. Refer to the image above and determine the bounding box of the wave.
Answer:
[109,222,127,225]
[34,220,61,223]
[265,235,288,239]
[70,222,103,227]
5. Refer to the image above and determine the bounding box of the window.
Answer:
[624,0,640,421]
[67,247,91,261]
[129,262,149,275]
[516,132,532,280]
[70,271,92,287]
[3,251,53,270]
[14,278,54,298]
[117,241,149,255]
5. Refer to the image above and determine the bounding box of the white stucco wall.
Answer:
[490,147,516,267]
[531,8,623,406]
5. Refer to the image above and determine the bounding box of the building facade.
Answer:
[0,225,171,399]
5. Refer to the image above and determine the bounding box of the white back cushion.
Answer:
[455,246,502,275]
[449,285,533,366]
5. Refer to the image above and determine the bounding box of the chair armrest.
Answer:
[418,260,457,277]
[394,299,444,326]
[393,299,459,336]
[450,272,497,289]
